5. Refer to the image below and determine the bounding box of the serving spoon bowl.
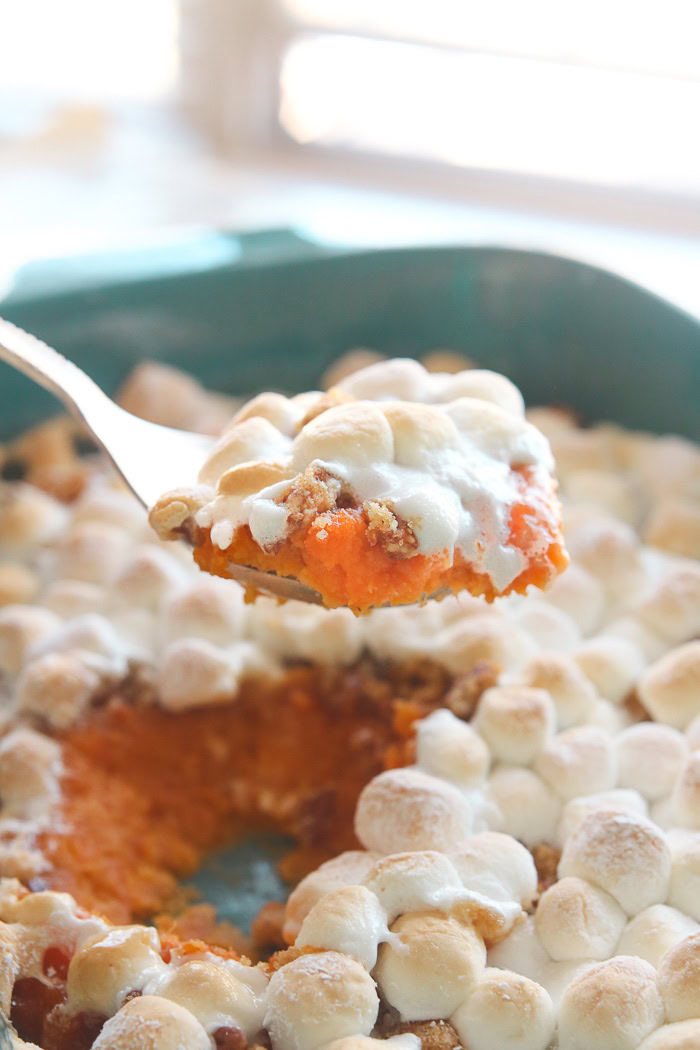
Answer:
[0,317,327,604]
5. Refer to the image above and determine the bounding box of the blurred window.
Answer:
[274,0,700,197]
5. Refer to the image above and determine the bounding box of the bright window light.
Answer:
[0,0,178,103]
[279,33,700,194]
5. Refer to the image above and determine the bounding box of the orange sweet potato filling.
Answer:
[38,663,452,926]
[194,467,568,613]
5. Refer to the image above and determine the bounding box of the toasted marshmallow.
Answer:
[0,484,66,551]
[375,911,485,1021]
[638,1020,700,1050]
[27,613,130,674]
[573,635,645,705]
[91,995,210,1048]
[639,643,700,731]
[296,886,389,970]
[473,686,555,765]
[616,905,699,968]
[283,852,380,944]
[0,605,60,674]
[667,830,700,922]
[41,579,106,617]
[616,724,688,802]
[157,639,241,710]
[558,956,664,1050]
[324,1036,420,1050]
[558,811,671,916]
[450,832,537,910]
[16,651,102,729]
[671,751,700,830]
[71,484,146,533]
[557,790,648,848]
[451,968,555,1050]
[0,563,38,608]
[111,546,187,611]
[415,709,489,785]
[0,921,20,1014]
[67,926,168,1015]
[363,852,463,924]
[509,601,580,653]
[434,616,536,677]
[487,915,550,981]
[198,416,290,486]
[564,469,639,525]
[264,952,379,1050]
[636,564,700,645]
[535,877,625,961]
[321,349,387,389]
[441,370,525,415]
[505,653,597,730]
[658,932,700,1022]
[155,958,265,1037]
[566,517,645,601]
[687,717,700,751]
[540,563,606,635]
[118,360,210,429]
[488,766,560,847]
[645,500,700,560]
[159,578,245,647]
[53,521,130,584]
[355,769,474,855]
[0,728,61,818]
[250,600,363,666]
[535,727,616,803]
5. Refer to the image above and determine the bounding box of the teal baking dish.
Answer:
[0,230,698,933]
[1,229,698,442]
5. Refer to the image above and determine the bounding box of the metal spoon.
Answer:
[0,317,325,604]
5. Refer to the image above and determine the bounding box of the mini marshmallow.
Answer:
[658,932,700,1022]
[441,369,525,414]
[67,926,168,1015]
[41,579,106,617]
[639,1021,700,1050]
[292,402,394,471]
[584,698,629,734]
[72,485,146,533]
[534,727,616,803]
[566,517,645,601]
[118,360,211,428]
[363,851,463,923]
[573,635,645,705]
[473,686,555,765]
[198,416,290,486]
[451,968,555,1050]
[509,601,581,653]
[604,616,668,663]
[157,639,240,710]
[487,915,550,981]
[415,709,489,785]
[111,546,187,610]
[54,521,130,583]
[433,615,536,677]
[250,600,363,667]
[264,952,379,1050]
[564,469,639,525]
[336,358,432,403]
[0,484,66,551]
[355,768,474,855]
[375,911,485,1021]
[321,348,387,389]
[91,994,210,1050]
[558,810,671,916]
[155,958,265,1037]
[488,766,561,847]
[616,724,688,801]
[450,832,538,909]
[505,653,597,730]
[159,578,245,647]
[0,605,60,674]
[616,905,699,968]
[636,564,700,645]
[671,751,700,830]
[0,728,61,818]
[283,852,380,944]
[558,956,664,1050]
[324,1037,420,1050]
[0,563,38,608]
[535,877,626,961]
[16,651,103,729]
[638,642,700,730]
[667,830,700,922]
[645,500,700,560]
[26,613,130,672]
[296,885,389,970]
[557,789,648,848]
[540,563,606,635]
